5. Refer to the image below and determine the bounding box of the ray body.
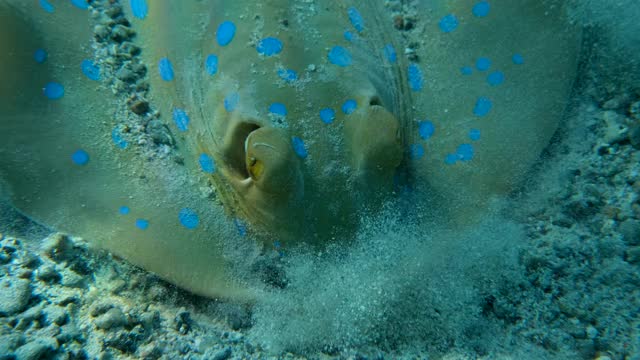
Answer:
[0,0,580,298]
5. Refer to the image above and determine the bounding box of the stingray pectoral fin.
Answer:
[344,100,402,196]
[0,2,252,300]
[412,0,581,216]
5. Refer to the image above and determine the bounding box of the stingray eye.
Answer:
[244,127,300,193]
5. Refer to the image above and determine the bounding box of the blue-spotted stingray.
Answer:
[0,0,580,299]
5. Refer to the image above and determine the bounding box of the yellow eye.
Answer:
[248,156,264,180]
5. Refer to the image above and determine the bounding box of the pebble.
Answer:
[0,278,31,316]
[211,347,232,360]
[147,120,175,146]
[586,325,599,339]
[619,218,640,245]
[14,337,58,360]
[175,308,192,335]
[111,24,134,42]
[129,99,150,115]
[95,307,128,330]
[627,123,640,149]
[630,100,640,120]
[42,233,74,262]
[36,265,61,284]
[44,306,68,326]
[625,246,640,264]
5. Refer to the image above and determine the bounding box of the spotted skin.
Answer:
[0,0,580,298]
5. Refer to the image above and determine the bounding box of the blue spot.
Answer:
[234,218,247,237]
[476,57,491,71]
[81,60,101,81]
[274,240,281,249]
[461,66,473,75]
[456,144,474,161]
[347,7,364,32]
[257,37,283,56]
[384,44,397,64]
[205,54,218,75]
[158,57,174,81]
[487,71,504,86]
[179,208,199,230]
[512,53,524,65]
[469,129,481,141]
[342,99,357,114]
[410,144,425,160]
[445,154,458,165]
[319,108,336,124]
[269,103,287,116]
[119,206,130,215]
[130,0,148,19]
[135,219,149,230]
[344,31,354,42]
[419,121,435,140]
[472,1,490,17]
[70,0,89,10]
[291,136,308,159]
[408,63,424,91]
[473,97,492,117]
[224,93,239,112]
[71,150,89,166]
[172,108,190,132]
[439,14,458,33]
[44,82,64,100]
[217,21,236,46]
[277,69,297,82]
[111,128,129,149]
[328,46,353,67]
[39,0,54,13]
[34,49,47,63]
[199,153,216,174]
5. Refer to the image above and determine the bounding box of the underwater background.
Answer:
[1,0,640,359]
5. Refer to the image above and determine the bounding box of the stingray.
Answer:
[0,0,580,299]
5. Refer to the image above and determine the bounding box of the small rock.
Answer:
[628,123,640,150]
[147,120,174,146]
[14,337,58,360]
[90,302,114,317]
[625,246,640,264]
[21,252,41,269]
[15,304,45,330]
[57,323,83,345]
[211,347,232,360]
[0,278,31,316]
[175,308,192,335]
[94,24,110,41]
[41,233,74,262]
[630,100,640,120]
[0,334,25,354]
[139,343,163,360]
[602,97,624,110]
[129,99,150,115]
[61,270,87,289]
[139,310,160,331]
[95,307,128,330]
[44,306,68,326]
[619,219,640,245]
[116,66,137,83]
[586,325,599,339]
[119,42,141,57]
[111,24,134,42]
[36,265,61,284]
